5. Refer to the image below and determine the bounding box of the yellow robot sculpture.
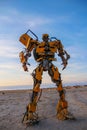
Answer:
[19,29,73,125]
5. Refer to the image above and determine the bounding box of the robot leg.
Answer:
[22,65,43,125]
[48,64,74,120]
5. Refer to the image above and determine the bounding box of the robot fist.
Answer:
[22,64,28,71]
[62,60,67,70]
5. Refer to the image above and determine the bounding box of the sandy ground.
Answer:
[0,86,87,130]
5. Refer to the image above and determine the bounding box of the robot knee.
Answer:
[48,65,61,82]
[33,83,41,92]
[27,103,37,113]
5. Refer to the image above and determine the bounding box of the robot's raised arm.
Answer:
[19,29,38,50]
[19,29,38,71]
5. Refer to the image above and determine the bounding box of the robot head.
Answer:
[42,34,49,42]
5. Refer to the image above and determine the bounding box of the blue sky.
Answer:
[0,0,87,89]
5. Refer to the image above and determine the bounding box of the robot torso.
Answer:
[33,41,58,62]
[33,41,59,71]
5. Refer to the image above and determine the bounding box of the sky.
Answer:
[0,0,87,90]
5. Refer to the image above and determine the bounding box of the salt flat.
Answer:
[0,86,87,130]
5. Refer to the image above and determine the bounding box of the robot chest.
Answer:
[36,45,57,54]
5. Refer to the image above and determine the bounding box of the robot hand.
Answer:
[22,64,28,72]
[61,60,67,70]
[62,50,70,70]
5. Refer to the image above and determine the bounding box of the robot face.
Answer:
[42,34,49,42]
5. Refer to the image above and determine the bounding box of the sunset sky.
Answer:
[0,0,87,90]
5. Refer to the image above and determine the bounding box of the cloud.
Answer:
[0,39,20,58]
[0,8,54,28]
[0,15,13,24]
[0,8,72,32]
[25,16,53,28]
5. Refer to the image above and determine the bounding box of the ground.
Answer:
[0,86,87,130]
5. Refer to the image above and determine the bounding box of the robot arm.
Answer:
[57,40,70,70]
[19,29,38,71]
[19,49,31,71]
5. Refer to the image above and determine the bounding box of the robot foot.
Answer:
[65,111,76,120]
[57,109,75,120]
[22,112,39,126]
[25,119,40,126]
